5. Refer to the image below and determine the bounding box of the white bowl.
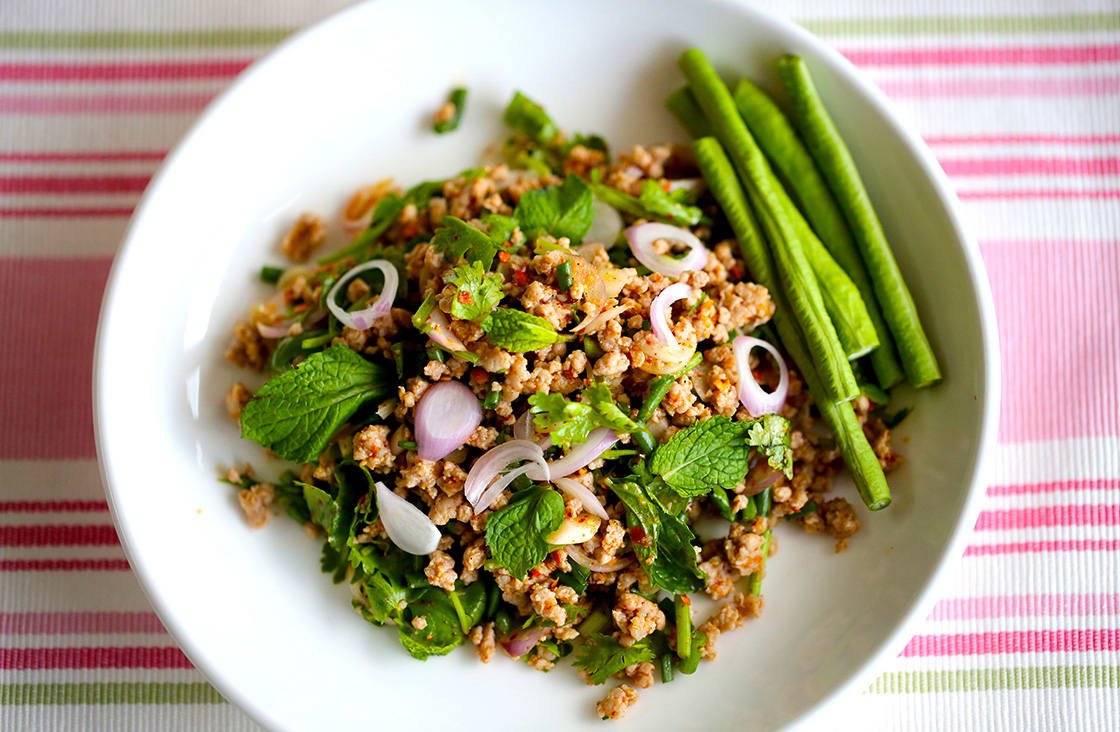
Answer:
[93,1,999,729]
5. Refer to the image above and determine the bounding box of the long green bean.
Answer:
[800,218,879,359]
[674,595,692,661]
[694,136,890,510]
[733,77,904,388]
[776,55,941,388]
[679,49,858,404]
[664,86,714,139]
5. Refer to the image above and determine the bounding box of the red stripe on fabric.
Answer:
[0,175,149,194]
[925,133,1120,146]
[959,189,1120,200]
[0,93,214,115]
[0,501,109,512]
[0,559,130,571]
[965,540,1120,557]
[900,629,1120,657]
[0,60,250,82]
[0,612,164,635]
[980,240,1120,442]
[930,594,1120,621]
[976,505,1120,530]
[844,44,1120,67]
[0,257,110,459]
[941,157,1120,176]
[988,479,1120,496]
[0,646,192,669]
[0,525,119,547]
[877,76,1120,97]
[0,150,165,163]
[0,207,133,218]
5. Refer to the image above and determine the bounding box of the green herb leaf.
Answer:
[348,542,424,626]
[528,382,639,448]
[397,587,465,659]
[318,194,405,265]
[444,262,504,321]
[610,481,704,594]
[302,483,337,533]
[746,413,793,479]
[649,416,753,497]
[484,485,564,579]
[432,87,467,134]
[637,179,703,225]
[431,216,502,269]
[557,562,591,594]
[572,633,657,685]
[484,214,519,246]
[481,308,564,352]
[504,91,557,145]
[514,174,594,244]
[240,345,392,463]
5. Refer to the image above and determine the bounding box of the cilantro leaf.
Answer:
[484,485,564,579]
[431,216,502,269]
[610,481,704,594]
[481,308,565,352]
[746,413,793,479]
[504,91,557,144]
[483,214,518,246]
[432,87,467,134]
[648,416,753,497]
[637,179,703,225]
[444,262,504,321]
[572,633,656,685]
[514,174,594,244]
[528,383,640,448]
[348,542,423,625]
[239,345,392,463]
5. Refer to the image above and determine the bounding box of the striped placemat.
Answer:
[1,1,1117,729]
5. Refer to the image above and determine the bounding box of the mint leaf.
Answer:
[746,413,793,479]
[483,214,518,246]
[514,174,594,244]
[529,383,640,448]
[649,416,753,497]
[484,485,564,579]
[481,308,564,352]
[302,483,337,533]
[240,345,392,463]
[572,633,656,685]
[504,91,557,144]
[444,262,504,321]
[431,216,501,269]
[397,587,464,659]
[610,481,704,594]
[637,179,703,225]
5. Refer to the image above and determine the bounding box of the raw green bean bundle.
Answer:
[693,135,890,510]
[678,49,858,404]
[776,55,941,388]
[664,86,714,139]
[732,77,904,387]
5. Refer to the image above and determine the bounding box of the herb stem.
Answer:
[577,609,609,637]
[710,485,735,522]
[748,529,772,596]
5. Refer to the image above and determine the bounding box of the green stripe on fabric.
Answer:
[868,666,1120,694]
[0,682,226,705]
[0,28,294,50]
[801,13,1120,36]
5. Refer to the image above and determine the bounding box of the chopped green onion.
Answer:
[412,292,437,331]
[397,440,418,450]
[660,652,675,683]
[710,485,735,522]
[300,333,332,349]
[482,389,501,410]
[433,87,467,134]
[556,260,573,292]
[674,595,692,661]
[260,265,284,284]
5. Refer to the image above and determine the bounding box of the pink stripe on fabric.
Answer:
[0,207,133,218]
[0,93,214,115]
[930,595,1120,621]
[900,630,1120,657]
[0,257,110,459]
[0,525,119,547]
[0,175,149,194]
[988,479,1120,496]
[941,157,1120,176]
[0,500,109,512]
[925,133,1120,146]
[959,189,1120,200]
[965,540,1120,557]
[0,646,192,670]
[0,612,165,635]
[843,44,1120,67]
[977,505,1120,531]
[980,240,1120,442]
[0,150,165,163]
[0,60,250,82]
[0,559,130,572]
[877,76,1120,98]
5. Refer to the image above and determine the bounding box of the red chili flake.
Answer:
[502,240,515,248]
[402,222,419,239]
[529,568,542,578]
[661,180,671,192]
[470,368,488,383]
[513,268,530,286]
[457,290,474,305]
[729,266,741,280]
[681,594,692,606]
[628,526,646,542]
[498,250,512,263]
[293,303,308,313]
[551,550,564,564]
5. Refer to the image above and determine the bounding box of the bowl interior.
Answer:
[95,1,997,729]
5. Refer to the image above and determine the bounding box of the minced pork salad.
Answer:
[222,50,939,720]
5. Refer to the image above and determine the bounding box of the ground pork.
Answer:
[352,425,393,472]
[622,661,655,689]
[469,622,497,663]
[612,592,665,646]
[698,592,764,660]
[424,550,457,591]
[596,684,639,720]
[225,322,269,371]
[224,382,251,420]
[281,212,326,262]
[237,483,274,529]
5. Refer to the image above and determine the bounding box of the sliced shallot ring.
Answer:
[374,481,441,555]
[586,198,623,246]
[572,303,629,334]
[527,427,618,481]
[326,259,398,331]
[649,282,693,347]
[425,307,467,352]
[563,544,633,574]
[464,440,549,507]
[553,477,609,520]
[732,335,789,416]
[624,222,708,278]
[256,321,292,339]
[472,463,535,514]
